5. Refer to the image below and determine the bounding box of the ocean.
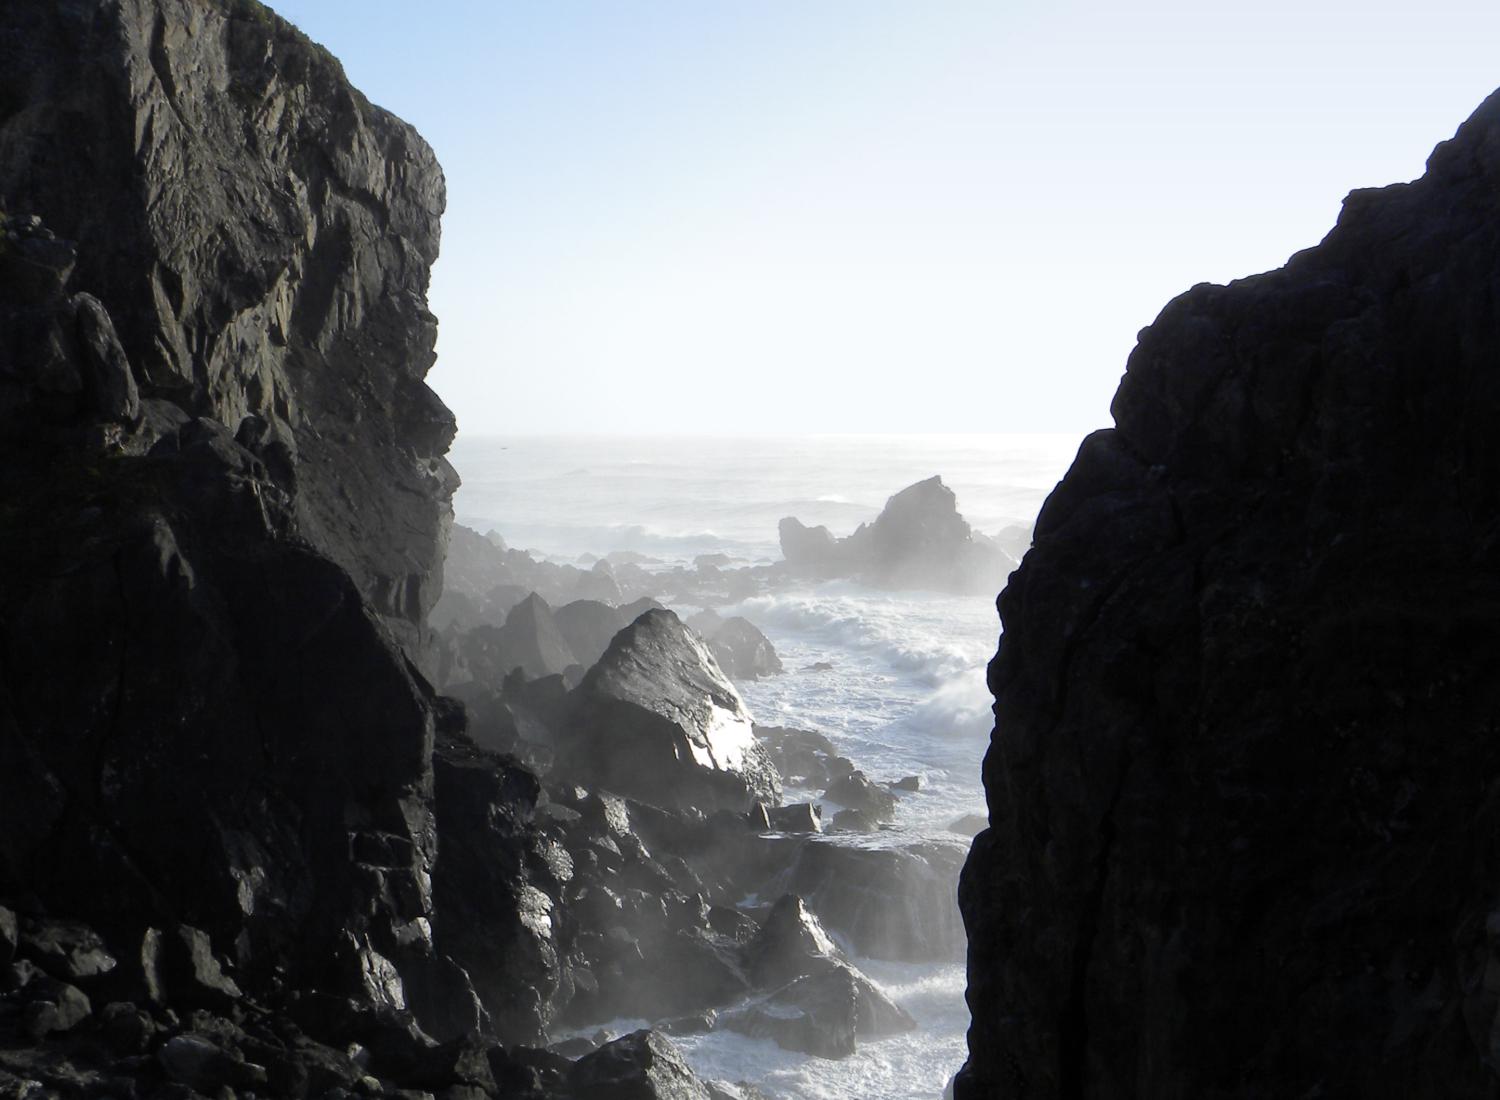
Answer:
[448,433,1082,1099]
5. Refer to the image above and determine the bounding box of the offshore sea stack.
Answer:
[958,90,1500,1097]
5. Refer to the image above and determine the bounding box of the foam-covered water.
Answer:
[451,433,1079,1098]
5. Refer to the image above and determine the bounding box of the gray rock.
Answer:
[0,907,16,966]
[745,895,839,989]
[822,770,897,822]
[157,1033,265,1093]
[706,618,783,681]
[779,477,1013,593]
[141,925,242,1009]
[564,611,780,813]
[766,803,822,834]
[20,976,91,1039]
[18,917,116,982]
[495,593,578,680]
[722,962,913,1060]
[554,599,627,669]
[566,1029,712,1100]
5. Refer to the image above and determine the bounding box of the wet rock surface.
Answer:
[0,1,952,1095]
[563,610,781,814]
[959,88,1500,1098]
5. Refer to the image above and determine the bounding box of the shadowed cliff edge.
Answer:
[0,3,958,1096]
[958,88,1500,1098]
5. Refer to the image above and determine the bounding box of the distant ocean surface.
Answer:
[448,433,1082,1100]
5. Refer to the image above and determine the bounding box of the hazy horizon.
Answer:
[269,0,1500,437]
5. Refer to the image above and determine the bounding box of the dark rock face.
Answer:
[779,476,1013,593]
[564,611,781,813]
[959,90,1500,1098]
[566,1029,712,1100]
[0,0,456,661]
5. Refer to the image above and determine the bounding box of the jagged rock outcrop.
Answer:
[0,0,506,1085]
[0,0,457,662]
[959,89,1500,1098]
[562,610,781,813]
[779,476,1013,593]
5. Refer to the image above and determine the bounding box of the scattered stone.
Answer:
[888,775,921,792]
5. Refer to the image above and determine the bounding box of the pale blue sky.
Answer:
[270,1,1500,435]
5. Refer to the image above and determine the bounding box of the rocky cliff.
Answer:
[958,90,1500,1097]
[0,0,455,659]
[0,0,475,1071]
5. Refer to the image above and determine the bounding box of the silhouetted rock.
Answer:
[779,476,1014,593]
[555,599,629,669]
[566,1029,712,1100]
[619,595,667,623]
[564,611,781,813]
[958,86,1500,1100]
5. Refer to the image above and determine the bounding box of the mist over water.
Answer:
[452,433,1078,1098]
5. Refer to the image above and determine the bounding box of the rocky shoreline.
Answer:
[0,2,978,1096]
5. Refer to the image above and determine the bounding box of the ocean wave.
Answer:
[725,587,993,688]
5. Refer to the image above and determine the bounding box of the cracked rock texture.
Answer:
[0,0,456,659]
[959,88,1500,1098]
[0,0,457,1025]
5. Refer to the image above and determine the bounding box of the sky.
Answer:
[269,1,1500,437]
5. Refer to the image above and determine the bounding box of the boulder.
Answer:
[744,894,840,989]
[497,593,579,679]
[722,962,914,1059]
[778,478,1013,593]
[618,596,667,623]
[778,838,967,962]
[20,975,91,1039]
[563,611,781,813]
[566,1029,713,1100]
[754,725,849,789]
[706,618,783,681]
[823,770,897,822]
[554,599,627,669]
[141,924,242,1009]
[17,917,115,982]
[685,609,725,637]
[766,803,822,834]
